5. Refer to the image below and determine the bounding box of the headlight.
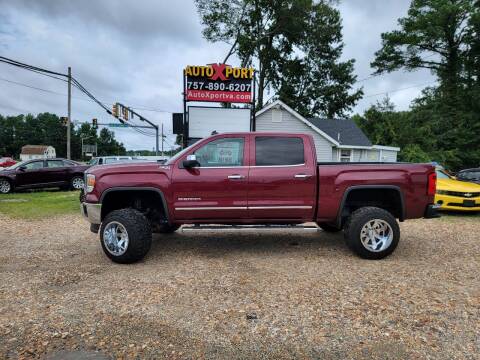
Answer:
[86,174,96,193]
[436,190,448,195]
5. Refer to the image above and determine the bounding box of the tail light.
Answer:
[427,172,436,196]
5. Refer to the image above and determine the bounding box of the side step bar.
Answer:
[181,224,319,231]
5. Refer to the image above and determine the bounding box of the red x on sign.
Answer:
[210,63,228,81]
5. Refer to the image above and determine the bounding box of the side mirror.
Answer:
[183,154,200,168]
[18,166,26,172]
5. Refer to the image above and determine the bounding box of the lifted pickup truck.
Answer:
[81,132,438,263]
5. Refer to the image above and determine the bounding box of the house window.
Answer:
[340,149,352,162]
[272,108,282,123]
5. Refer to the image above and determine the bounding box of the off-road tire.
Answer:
[344,206,400,260]
[100,209,152,264]
[155,224,181,234]
[317,222,342,232]
[0,178,12,194]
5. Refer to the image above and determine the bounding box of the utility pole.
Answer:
[155,126,159,156]
[67,66,72,159]
[161,123,164,157]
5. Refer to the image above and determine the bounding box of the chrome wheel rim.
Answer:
[103,221,129,256]
[72,177,84,189]
[360,219,393,252]
[0,180,10,193]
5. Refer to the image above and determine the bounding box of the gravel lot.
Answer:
[0,213,479,359]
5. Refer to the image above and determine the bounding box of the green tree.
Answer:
[97,128,126,156]
[195,0,362,116]
[354,96,437,163]
[372,0,477,96]
[371,0,480,170]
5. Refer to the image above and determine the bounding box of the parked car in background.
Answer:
[456,168,480,184]
[0,157,16,168]
[0,158,90,194]
[435,169,480,211]
[88,156,152,166]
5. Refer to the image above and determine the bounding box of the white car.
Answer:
[88,156,151,166]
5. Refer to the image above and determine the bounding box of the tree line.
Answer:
[0,113,126,160]
[196,0,480,170]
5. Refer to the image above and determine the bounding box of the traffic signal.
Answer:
[112,104,119,117]
[92,118,98,128]
[60,116,68,126]
[122,107,129,121]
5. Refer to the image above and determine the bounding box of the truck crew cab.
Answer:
[81,132,438,263]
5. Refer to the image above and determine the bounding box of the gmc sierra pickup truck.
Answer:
[81,132,439,263]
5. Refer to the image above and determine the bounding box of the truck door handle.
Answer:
[228,174,246,180]
[294,174,312,179]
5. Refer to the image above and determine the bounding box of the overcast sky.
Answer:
[0,0,435,150]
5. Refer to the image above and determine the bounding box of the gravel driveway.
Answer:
[0,214,479,359]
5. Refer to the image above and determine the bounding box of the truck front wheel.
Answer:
[344,207,400,260]
[100,209,152,264]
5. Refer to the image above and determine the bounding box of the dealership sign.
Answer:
[184,64,254,103]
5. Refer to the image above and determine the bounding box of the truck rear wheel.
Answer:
[344,207,399,260]
[100,209,152,264]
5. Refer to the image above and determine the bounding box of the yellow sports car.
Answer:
[435,169,480,211]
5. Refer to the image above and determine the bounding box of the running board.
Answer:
[181,224,319,231]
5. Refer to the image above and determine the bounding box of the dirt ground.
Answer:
[0,213,479,359]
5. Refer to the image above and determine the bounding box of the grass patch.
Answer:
[0,190,80,219]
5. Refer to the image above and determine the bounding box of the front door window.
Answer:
[194,138,244,167]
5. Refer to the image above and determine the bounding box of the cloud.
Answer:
[338,0,436,113]
[0,0,437,150]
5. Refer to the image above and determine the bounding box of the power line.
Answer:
[0,77,68,96]
[363,81,436,98]
[0,72,174,113]
[0,55,68,77]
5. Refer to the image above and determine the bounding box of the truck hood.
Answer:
[87,162,170,177]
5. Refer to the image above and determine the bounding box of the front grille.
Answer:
[447,202,479,208]
[437,190,480,198]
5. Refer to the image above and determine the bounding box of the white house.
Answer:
[20,145,56,161]
[256,100,400,162]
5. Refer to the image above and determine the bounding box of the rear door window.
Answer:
[47,160,65,168]
[255,137,304,166]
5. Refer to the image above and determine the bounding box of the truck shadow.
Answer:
[150,228,349,259]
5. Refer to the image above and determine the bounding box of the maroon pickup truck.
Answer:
[81,132,438,263]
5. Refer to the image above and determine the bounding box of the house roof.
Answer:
[305,118,372,147]
[21,145,50,155]
[257,100,380,148]
[256,100,340,146]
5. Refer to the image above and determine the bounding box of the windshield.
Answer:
[458,171,480,180]
[5,160,28,170]
[436,170,451,179]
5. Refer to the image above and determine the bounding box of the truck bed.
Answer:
[316,162,434,223]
